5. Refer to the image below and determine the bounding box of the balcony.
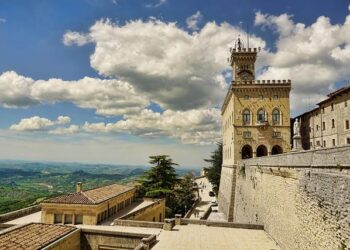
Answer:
[256,120,268,127]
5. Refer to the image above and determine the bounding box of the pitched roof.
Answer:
[43,183,135,205]
[0,223,77,250]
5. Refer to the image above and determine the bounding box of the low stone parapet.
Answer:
[112,219,164,229]
[0,205,41,223]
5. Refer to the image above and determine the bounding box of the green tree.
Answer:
[204,142,222,195]
[138,155,179,198]
[169,173,196,216]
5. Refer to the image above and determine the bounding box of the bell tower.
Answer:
[228,37,258,81]
[219,36,291,222]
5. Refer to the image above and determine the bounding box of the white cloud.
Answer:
[9,116,67,132]
[254,12,350,113]
[186,11,203,31]
[64,18,265,111]
[145,0,166,8]
[83,108,221,145]
[56,116,71,125]
[49,125,80,135]
[63,31,92,46]
[0,71,149,116]
[0,18,6,23]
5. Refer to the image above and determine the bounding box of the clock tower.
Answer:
[229,38,257,81]
[218,37,292,221]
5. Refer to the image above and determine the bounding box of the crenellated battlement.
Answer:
[233,79,291,85]
[231,47,259,53]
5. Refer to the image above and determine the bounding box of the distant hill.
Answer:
[0,160,200,214]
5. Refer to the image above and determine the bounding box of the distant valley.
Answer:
[0,161,199,214]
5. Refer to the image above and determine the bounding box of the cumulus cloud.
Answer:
[0,18,6,23]
[10,116,71,132]
[64,18,265,111]
[83,108,221,145]
[254,11,350,113]
[186,11,203,31]
[0,71,148,116]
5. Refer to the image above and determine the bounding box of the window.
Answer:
[345,101,348,107]
[322,107,325,114]
[316,140,320,146]
[346,120,350,130]
[322,122,326,131]
[259,95,264,100]
[272,109,281,125]
[75,214,83,224]
[331,104,334,111]
[332,119,335,128]
[347,138,350,144]
[257,109,266,122]
[272,131,281,138]
[332,139,336,146]
[65,214,73,224]
[323,140,326,147]
[242,109,251,125]
[243,131,251,138]
[54,214,62,224]
[244,95,249,100]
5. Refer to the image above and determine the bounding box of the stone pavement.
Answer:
[189,177,214,219]
[153,224,280,250]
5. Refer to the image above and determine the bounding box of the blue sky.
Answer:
[0,0,349,167]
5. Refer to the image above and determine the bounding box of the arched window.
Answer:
[257,109,266,122]
[242,109,251,125]
[256,145,268,157]
[241,145,253,159]
[271,145,283,155]
[272,109,281,125]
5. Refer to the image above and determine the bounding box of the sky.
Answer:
[0,0,349,167]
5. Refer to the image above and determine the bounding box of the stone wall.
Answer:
[233,145,350,250]
[112,219,164,229]
[120,199,165,223]
[218,165,236,221]
[0,205,41,223]
[80,228,150,250]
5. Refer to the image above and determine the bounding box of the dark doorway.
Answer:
[241,145,253,159]
[256,145,268,157]
[271,145,283,155]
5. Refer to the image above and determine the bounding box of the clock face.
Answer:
[239,71,252,80]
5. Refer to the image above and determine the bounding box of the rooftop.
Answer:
[0,223,77,250]
[43,183,135,205]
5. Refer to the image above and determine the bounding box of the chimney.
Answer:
[76,182,83,192]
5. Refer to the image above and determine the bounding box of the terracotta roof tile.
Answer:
[0,223,77,250]
[43,183,135,205]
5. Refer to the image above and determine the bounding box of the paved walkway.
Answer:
[189,177,214,219]
[153,224,280,250]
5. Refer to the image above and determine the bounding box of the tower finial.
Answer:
[235,35,244,51]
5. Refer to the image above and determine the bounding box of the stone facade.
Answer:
[219,41,291,221]
[296,85,350,150]
[234,146,350,249]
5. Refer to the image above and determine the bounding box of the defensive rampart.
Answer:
[233,145,350,249]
